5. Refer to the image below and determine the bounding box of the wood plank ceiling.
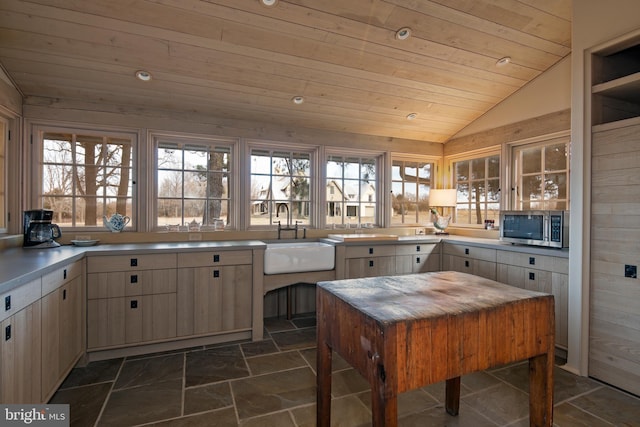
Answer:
[0,0,571,143]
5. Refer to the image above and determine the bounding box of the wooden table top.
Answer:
[317,271,551,325]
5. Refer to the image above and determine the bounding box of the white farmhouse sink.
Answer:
[264,242,335,275]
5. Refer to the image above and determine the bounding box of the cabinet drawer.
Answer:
[395,243,438,256]
[443,244,496,262]
[42,260,83,295]
[0,278,42,322]
[496,250,568,273]
[177,250,252,268]
[87,253,177,273]
[345,245,396,258]
[88,269,177,299]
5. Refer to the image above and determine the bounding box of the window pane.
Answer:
[522,147,541,174]
[251,148,312,227]
[453,154,500,225]
[157,139,233,228]
[545,144,568,172]
[391,159,433,225]
[41,131,135,228]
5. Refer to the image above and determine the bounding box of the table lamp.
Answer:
[429,189,457,235]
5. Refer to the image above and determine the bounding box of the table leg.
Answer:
[317,340,332,427]
[529,351,554,427]
[445,377,461,416]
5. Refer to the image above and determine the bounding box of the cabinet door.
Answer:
[345,256,396,279]
[177,265,252,337]
[87,297,130,349]
[552,273,568,348]
[142,293,177,341]
[0,301,42,403]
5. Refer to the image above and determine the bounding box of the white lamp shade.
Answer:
[429,189,457,207]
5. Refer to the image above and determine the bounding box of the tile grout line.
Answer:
[92,357,126,427]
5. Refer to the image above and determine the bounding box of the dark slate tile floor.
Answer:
[50,313,640,426]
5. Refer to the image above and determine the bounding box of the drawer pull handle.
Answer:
[130,275,138,284]
[4,295,10,311]
[529,257,535,265]
[416,245,421,252]
[464,260,469,268]
[529,272,535,280]
[64,269,67,280]
[368,248,374,255]
[416,257,421,264]
[130,258,138,267]
[63,289,67,300]
[5,325,10,341]
[213,270,220,278]
[130,300,138,309]
[465,248,469,255]
[369,260,374,267]
[213,254,220,263]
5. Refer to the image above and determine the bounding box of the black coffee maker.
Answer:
[23,209,62,248]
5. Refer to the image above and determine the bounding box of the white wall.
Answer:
[452,55,571,138]
[567,0,640,375]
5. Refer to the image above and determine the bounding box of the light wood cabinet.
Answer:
[177,250,253,337]
[496,250,568,348]
[343,245,396,279]
[87,254,177,350]
[41,261,84,401]
[0,278,42,403]
[395,243,440,274]
[442,243,496,280]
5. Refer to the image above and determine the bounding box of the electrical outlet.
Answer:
[189,233,202,241]
[625,264,637,279]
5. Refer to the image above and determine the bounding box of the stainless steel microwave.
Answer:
[499,210,569,248]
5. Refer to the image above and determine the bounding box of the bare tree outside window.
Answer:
[156,142,231,229]
[41,132,134,228]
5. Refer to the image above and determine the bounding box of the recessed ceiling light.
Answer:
[292,96,304,105]
[406,113,418,120]
[261,0,278,6]
[395,27,412,41]
[135,70,152,81]
[496,56,511,67]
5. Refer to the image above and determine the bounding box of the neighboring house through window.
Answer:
[250,147,312,227]
[326,154,379,227]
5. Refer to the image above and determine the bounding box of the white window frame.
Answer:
[31,124,139,232]
[505,131,571,211]
[446,146,501,227]
[389,153,441,227]
[150,131,239,231]
[324,148,385,229]
[245,140,318,230]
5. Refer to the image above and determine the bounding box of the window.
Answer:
[391,158,434,225]
[250,148,311,227]
[453,154,500,225]
[513,138,569,210]
[326,154,378,227]
[39,130,135,229]
[156,138,233,229]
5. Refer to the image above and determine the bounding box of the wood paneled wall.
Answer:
[22,96,443,156]
[589,117,640,396]
[444,109,571,156]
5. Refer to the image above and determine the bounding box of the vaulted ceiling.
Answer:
[0,0,571,143]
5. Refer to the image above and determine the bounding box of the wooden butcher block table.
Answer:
[316,271,555,427]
